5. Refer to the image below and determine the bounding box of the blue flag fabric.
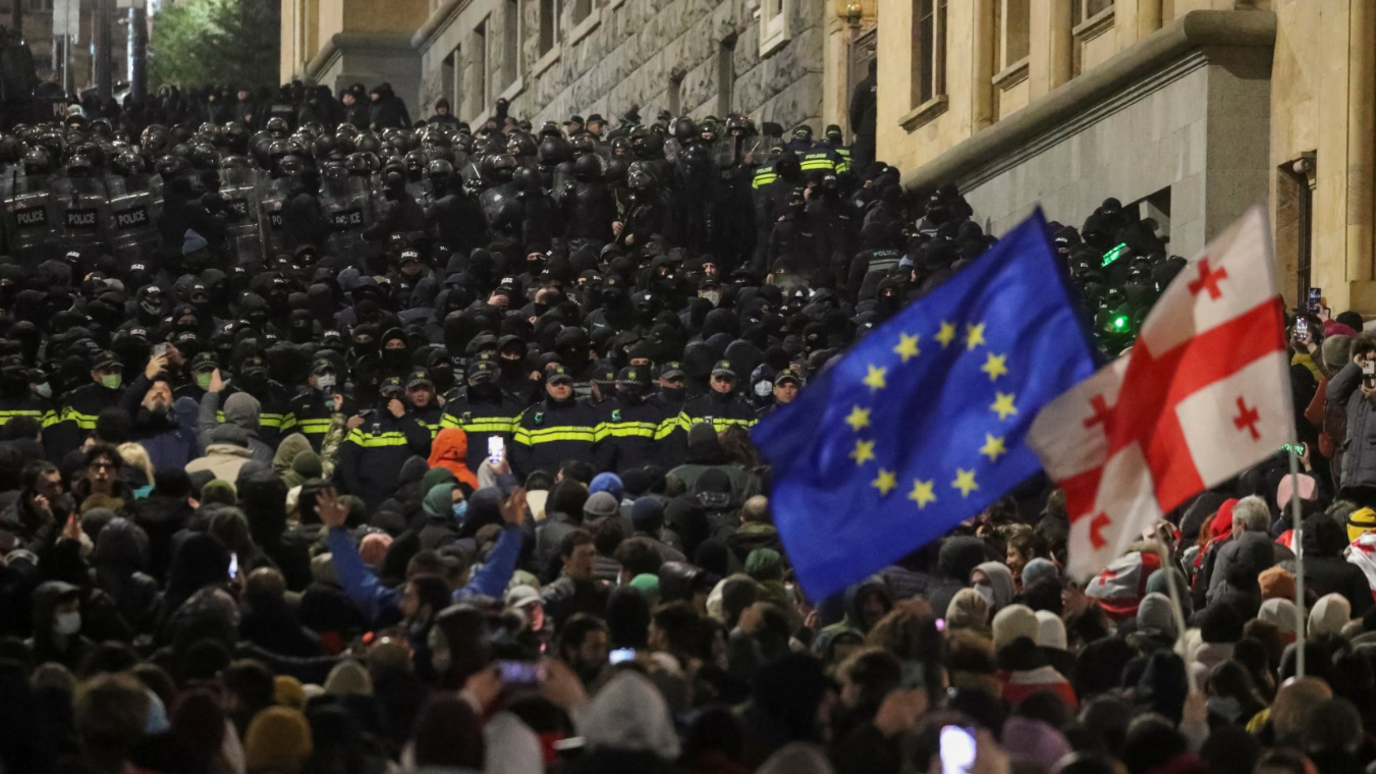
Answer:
[751,209,1098,601]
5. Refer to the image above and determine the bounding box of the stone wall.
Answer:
[957,53,1271,260]
[416,0,824,132]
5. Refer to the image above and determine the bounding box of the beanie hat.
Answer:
[1322,335,1352,372]
[745,548,784,582]
[1276,474,1317,512]
[1021,558,1058,589]
[274,675,307,710]
[359,533,393,567]
[589,472,625,501]
[1258,597,1300,639]
[631,496,665,533]
[1034,610,1067,650]
[1309,593,1351,638]
[1198,603,1243,644]
[1001,716,1073,770]
[991,604,1039,651]
[1258,566,1296,602]
[200,478,237,506]
[243,706,313,774]
[1348,508,1376,543]
[629,573,661,601]
[583,491,620,520]
[322,659,373,697]
[1136,592,1177,636]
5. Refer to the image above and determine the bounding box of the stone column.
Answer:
[1347,0,1375,287]
[971,0,995,133]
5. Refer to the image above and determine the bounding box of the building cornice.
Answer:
[901,9,1276,193]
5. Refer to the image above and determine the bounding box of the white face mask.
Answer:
[34,382,52,399]
[317,374,336,389]
[54,611,81,636]
[974,584,996,608]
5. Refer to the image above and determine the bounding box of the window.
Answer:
[442,46,457,111]
[28,0,54,11]
[573,0,591,24]
[474,21,489,112]
[539,0,559,54]
[1071,0,1112,26]
[1280,154,1317,304]
[717,38,735,116]
[668,69,684,116]
[996,0,1029,71]
[503,0,520,88]
[759,0,791,54]
[911,0,947,107]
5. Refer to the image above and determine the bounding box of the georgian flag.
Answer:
[1029,206,1292,580]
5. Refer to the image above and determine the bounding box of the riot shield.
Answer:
[108,176,159,264]
[53,175,112,257]
[2,171,56,266]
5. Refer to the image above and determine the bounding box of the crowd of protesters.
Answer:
[2,74,1376,774]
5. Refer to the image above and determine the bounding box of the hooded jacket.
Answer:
[196,391,275,464]
[185,424,257,482]
[426,428,480,491]
[28,580,91,670]
[1301,514,1374,616]
[928,536,987,616]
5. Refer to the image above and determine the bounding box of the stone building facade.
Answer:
[280,0,867,144]
[874,0,1376,315]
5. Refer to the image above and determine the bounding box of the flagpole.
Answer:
[1288,443,1306,678]
[1153,536,1197,693]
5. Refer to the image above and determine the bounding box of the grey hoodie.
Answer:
[196,391,274,463]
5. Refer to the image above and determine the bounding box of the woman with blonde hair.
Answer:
[116,442,155,497]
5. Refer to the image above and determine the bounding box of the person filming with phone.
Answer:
[1328,333,1376,506]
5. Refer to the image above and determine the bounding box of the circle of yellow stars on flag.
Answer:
[843,317,1016,510]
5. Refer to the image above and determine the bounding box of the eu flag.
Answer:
[752,209,1097,601]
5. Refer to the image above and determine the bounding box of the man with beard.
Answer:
[119,352,198,471]
[556,613,611,688]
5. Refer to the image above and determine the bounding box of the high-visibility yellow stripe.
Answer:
[295,419,333,433]
[677,412,757,431]
[514,426,598,444]
[654,418,679,440]
[0,409,44,426]
[345,430,412,448]
[440,414,516,433]
[62,407,99,430]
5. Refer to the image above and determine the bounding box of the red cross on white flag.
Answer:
[1027,206,1292,580]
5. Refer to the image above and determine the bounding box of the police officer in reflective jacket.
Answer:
[337,376,433,512]
[511,365,599,479]
[678,359,758,434]
[440,358,524,472]
[288,357,354,451]
[597,366,674,473]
